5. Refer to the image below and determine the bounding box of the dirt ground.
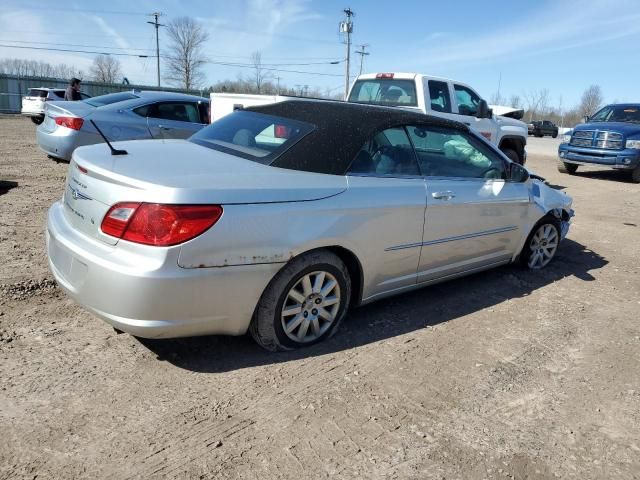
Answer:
[0,115,639,480]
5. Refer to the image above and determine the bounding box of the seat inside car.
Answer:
[232,129,257,147]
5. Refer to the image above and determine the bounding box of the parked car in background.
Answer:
[37,90,209,161]
[21,88,90,125]
[528,120,559,138]
[558,103,640,182]
[347,72,529,165]
[46,100,573,351]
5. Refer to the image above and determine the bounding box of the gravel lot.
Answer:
[1,115,639,479]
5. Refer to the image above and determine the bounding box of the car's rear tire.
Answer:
[520,216,561,270]
[501,147,521,164]
[31,116,44,125]
[249,249,351,351]
[557,159,578,174]
[631,164,640,183]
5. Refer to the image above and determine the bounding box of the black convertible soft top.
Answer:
[246,100,469,175]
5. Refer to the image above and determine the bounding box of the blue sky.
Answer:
[1,0,639,109]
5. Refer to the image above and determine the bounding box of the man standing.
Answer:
[64,78,82,101]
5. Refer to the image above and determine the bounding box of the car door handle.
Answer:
[432,191,456,200]
[158,125,173,130]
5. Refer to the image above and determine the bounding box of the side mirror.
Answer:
[509,163,529,182]
[476,99,490,119]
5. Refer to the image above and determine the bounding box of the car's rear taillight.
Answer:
[101,203,223,246]
[55,116,84,130]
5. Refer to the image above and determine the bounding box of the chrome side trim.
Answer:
[385,225,518,251]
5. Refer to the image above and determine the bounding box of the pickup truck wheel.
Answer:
[501,148,520,164]
[250,250,351,352]
[631,165,640,183]
[552,132,558,138]
[557,159,578,174]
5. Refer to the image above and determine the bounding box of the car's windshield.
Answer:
[189,110,315,164]
[84,92,139,107]
[348,79,418,107]
[590,105,640,124]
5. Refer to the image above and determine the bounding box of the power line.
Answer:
[0,44,150,57]
[204,61,344,77]
[0,39,154,52]
[0,39,340,64]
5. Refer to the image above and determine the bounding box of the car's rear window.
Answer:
[27,89,47,98]
[348,79,418,107]
[189,110,314,164]
[84,92,139,107]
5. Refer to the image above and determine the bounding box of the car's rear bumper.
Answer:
[46,201,282,338]
[558,144,640,170]
[21,110,43,117]
[36,125,78,160]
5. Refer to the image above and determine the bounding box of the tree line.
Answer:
[490,85,605,128]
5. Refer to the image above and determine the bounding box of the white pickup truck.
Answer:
[347,72,528,164]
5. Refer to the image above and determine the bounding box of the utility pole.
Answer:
[355,44,369,75]
[147,12,164,87]
[275,76,281,95]
[339,8,354,100]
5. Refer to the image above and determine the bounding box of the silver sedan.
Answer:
[36,90,209,161]
[46,100,574,351]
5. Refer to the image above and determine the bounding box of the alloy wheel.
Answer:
[281,271,341,343]
[528,224,559,269]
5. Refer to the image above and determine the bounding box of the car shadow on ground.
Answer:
[0,180,18,196]
[573,169,635,183]
[138,238,607,373]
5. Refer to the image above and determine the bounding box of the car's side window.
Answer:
[149,102,202,123]
[428,80,452,113]
[133,104,151,117]
[348,127,421,176]
[453,84,481,116]
[406,125,506,179]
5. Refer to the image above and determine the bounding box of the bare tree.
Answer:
[89,55,122,84]
[578,85,604,118]
[164,17,209,89]
[0,58,82,79]
[523,88,550,121]
[509,94,521,109]
[489,92,505,105]
[250,51,271,94]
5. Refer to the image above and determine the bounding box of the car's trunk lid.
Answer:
[41,101,97,133]
[64,139,347,245]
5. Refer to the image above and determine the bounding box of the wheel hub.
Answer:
[280,271,341,343]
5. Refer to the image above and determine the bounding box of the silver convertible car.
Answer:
[36,90,209,161]
[46,100,574,351]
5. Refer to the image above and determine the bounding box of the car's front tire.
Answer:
[557,159,578,174]
[520,216,561,270]
[631,164,640,183]
[250,250,351,351]
[31,116,44,125]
